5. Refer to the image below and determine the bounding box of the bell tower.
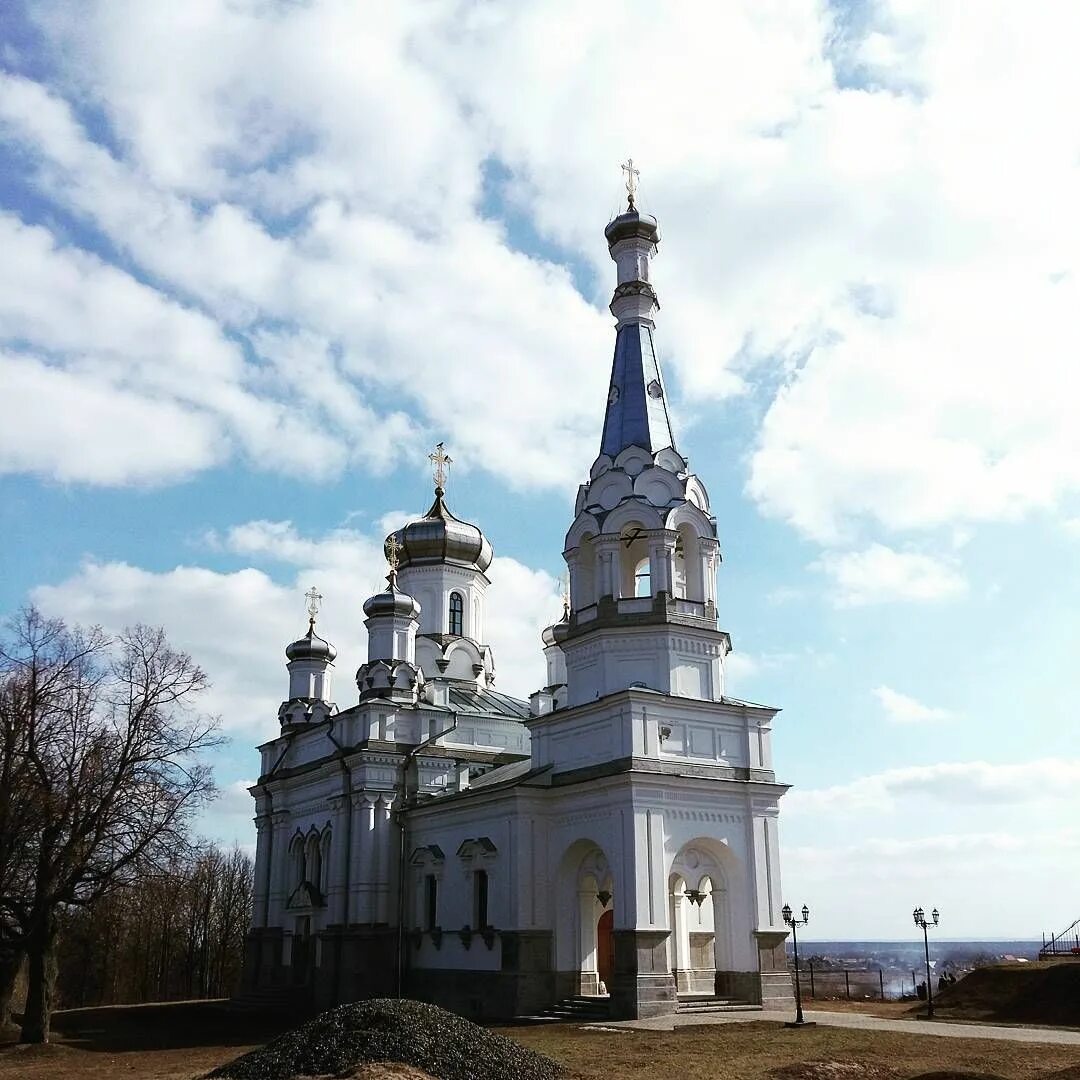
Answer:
[558,172,728,708]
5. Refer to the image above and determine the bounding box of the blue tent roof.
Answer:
[599,323,676,458]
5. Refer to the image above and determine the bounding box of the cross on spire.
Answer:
[429,441,453,494]
[383,532,402,589]
[385,533,401,572]
[304,585,322,631]
[621,157,640,210]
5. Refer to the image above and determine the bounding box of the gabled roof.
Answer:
[446,684,531,720]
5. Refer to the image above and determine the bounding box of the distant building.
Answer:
[242,181,794,1020]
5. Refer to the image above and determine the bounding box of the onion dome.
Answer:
[385,489,493,574]
[363,570,421,620]
[285,620,337,663]
[604,207,660,248]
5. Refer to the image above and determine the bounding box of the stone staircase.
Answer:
[516,994,613,1024]
[676,992,762,1015]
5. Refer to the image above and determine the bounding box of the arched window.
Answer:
[291,835,306,888]
[448,592,464,636]
[320,830,332,894]
[634,558,651,598]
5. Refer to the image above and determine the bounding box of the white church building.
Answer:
[242,185,794,1020]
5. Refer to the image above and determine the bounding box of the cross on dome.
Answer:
[304,585,322,629]
[429,441,453,494]
[385,533,401,572]
[621,157,640,210]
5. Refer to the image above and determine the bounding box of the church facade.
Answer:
[242,191,794,1020]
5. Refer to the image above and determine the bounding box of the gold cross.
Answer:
[429,441,453,492]
[385,533,401,572]
[621,158,640,209]
[304,586,322,626]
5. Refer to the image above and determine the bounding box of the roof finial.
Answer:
[621,157,640,211]
[304,585,323,633]
[428,441,453,496]
[384,533,401,588]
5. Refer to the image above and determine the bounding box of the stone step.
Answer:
[676,997,761,1014]
[516,996,612,1024]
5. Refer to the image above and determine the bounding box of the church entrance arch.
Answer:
[669,840,734,996]
[555,839,616,998]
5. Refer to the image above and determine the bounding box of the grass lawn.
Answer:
[1,1002,1079,1080]
[509,1022,1080,1080]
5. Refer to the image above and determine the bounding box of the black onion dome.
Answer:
[363,574,421,619]
[386,491,493,574]
[286,623,337,663]
[604,208,660,248]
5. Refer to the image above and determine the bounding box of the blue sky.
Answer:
[2,0,1079,940]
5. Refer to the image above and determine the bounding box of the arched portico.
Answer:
[555,840,617,998]
[669,839,737,997]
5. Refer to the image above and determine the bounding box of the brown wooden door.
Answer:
[597,909,614,991]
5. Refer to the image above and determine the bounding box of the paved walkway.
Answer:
[593,1008,1080,1045]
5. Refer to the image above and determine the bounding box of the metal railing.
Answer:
[1040,918,1080,957]
[800,963,889,1000]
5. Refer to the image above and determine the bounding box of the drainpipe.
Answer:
[395,712,458,998]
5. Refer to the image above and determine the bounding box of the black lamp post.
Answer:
[913,906,940,1019]
[782,903,813,1027]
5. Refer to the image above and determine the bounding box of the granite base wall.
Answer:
[611,929,676,1019]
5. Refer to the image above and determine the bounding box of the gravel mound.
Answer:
[207,998,562,1080]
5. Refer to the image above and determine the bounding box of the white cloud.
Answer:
[786,759,1080,816]
[782,825,1080,937]
[0,64,608,492]
[31,518,560,739]
[3,1,1078,545]
[873,685,952,725]
[815,544,967,606]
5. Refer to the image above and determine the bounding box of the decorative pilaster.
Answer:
[327,794,350,925]
[267,810,291,927]
[252,815,272,928]
[375,794,396,924]
[595,538,623,600]
[354,794,378,923]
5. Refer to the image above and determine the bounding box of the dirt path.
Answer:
[609,1008,1080,1044]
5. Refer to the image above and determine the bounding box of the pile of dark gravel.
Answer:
[208,998,562,1080]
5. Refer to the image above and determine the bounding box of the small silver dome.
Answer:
[386,490,493,574]
[604,208,660,249]
[285,622,337,663]
[541,603,570,647]
[363,572,421,620]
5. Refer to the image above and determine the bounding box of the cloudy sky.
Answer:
[2,0,1079,941]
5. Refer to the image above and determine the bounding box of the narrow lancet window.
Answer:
[449,591,464,636]
[474,869,489,929]
[425,874,438,931]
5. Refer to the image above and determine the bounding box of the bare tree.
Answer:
[56,843,254,1008]
[0,608,221,1042]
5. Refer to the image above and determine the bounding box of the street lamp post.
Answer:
[782,903,813,1028]
[913,906,940,1019]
